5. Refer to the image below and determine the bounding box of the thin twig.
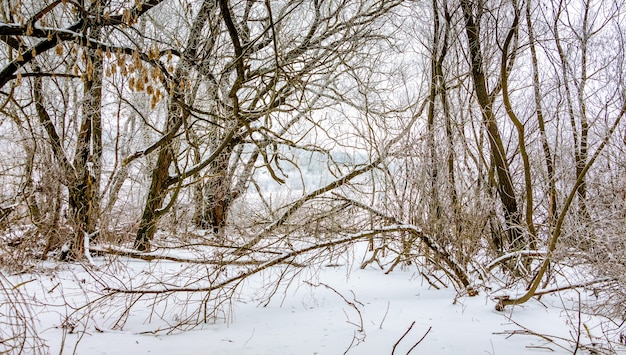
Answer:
[304,281,364,332]
[532,277,616,297]
[379,301,390,329]
[391,321,415,355]
[407,326,432,354]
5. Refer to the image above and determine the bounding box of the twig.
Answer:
[420,272,440,290]
[496,317,571,352]
[525,345,555,351]
[391,321,415,355]
[304,281,364,332]
[532,277,616,297]
[573,291,582,355]
[379,301,390,329]
[430,273,448,288]
[407,326,432,354]
[494,329,555,344]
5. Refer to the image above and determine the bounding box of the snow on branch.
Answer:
[105,224,476,296]
[485,250,548,272]
[335,195,477,296]
[495,278,618,311]
[532,277,617,297]
[83,231,97,267]
[89,245,303,267]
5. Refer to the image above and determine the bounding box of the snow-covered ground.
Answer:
[3,247,624,355]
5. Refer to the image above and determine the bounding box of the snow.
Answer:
[83,233,96,267]
[3,250,623,355]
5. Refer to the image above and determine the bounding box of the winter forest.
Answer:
[0,0,625,353]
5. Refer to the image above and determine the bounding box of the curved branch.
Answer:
[219,0,245,97]
[500,3,537,239]
[497,100,626,310]
[33,72,75,181]
[106,225,475,295]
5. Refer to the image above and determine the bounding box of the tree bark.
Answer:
[134,0,217,251]
[197,144,235,234]
[460,0,523,251]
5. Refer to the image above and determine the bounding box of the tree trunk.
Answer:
[460,0,523,251]
[134,0,216,251]
[526,0,557,228]
[553,1,589,218]
[33,45,102,259]
[199,145,234,234]
[135,144,177,251]
[62,14,104,259]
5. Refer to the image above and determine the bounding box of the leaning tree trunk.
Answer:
[134,0,216,251]
[460,0,524,252]
[135,142,178,251]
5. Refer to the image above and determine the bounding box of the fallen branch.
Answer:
[532,277,616,297]
[105,228,390,294]
[496,277,617,311]
[105,225,476,296]
[90,245,304,267]
[335,196,477,296]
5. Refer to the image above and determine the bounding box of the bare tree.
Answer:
[0,1,167,258]
[133,0,404,251]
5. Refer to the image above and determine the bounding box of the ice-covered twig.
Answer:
[334,194,477,296]
[485,250,548,272]
[237,98,431,252]
[106,225,475,296]
[532,277,616,297]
